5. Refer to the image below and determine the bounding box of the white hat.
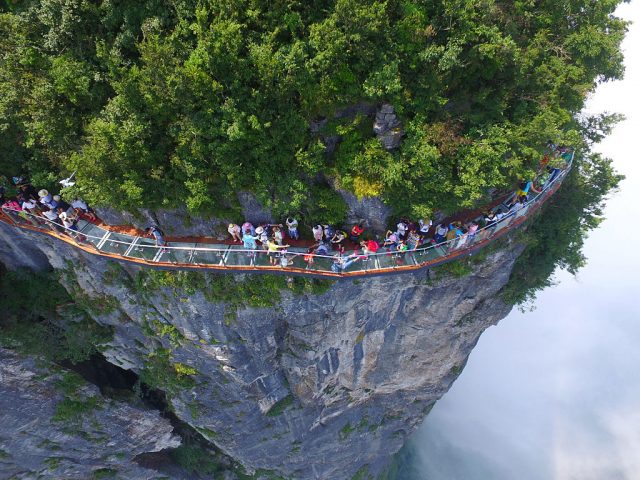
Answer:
[255,226,264,234]
[53,195,61,201]
[38,189,49,198]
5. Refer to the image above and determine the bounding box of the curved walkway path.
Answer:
[0,160,571,279]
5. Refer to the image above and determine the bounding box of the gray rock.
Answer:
[93,206,145,228]
[309,117,328,134]
[326,177,392,234]
[322,134,342,155]
[0,348,180,480]
[237,191,274,225]
[0,221,52,271]
[373,103,404,150]
[0,221,524,479]
[154,206,227,237]
[334,103,377,120]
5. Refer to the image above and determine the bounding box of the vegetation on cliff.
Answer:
[503,147,623,306]
[0,0,628,221]
[0,267,113,362]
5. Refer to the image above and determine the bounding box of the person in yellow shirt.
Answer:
[266,237,290,265]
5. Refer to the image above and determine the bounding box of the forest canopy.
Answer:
[0,0,628,220]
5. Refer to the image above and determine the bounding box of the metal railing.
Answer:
[0,153,573,278]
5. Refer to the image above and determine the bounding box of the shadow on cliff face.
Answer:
[0,266,233,479]
[62,353,235,479]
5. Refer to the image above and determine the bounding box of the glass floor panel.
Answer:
[190,244,227,266]
[127,238,159,261]
[77,223,109,247]
[371,249,400,269]
[305,254,336,273]
[75,219,89,231]
[342,255,369,273]
[515,204,531,219]
[225,245,256,267]
[277,247,311,270]
[162,242,197,264]
[412,245,447,264]
[100,232,135,255]
[492,216,515,235]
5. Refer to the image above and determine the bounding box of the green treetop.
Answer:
[0,0,628,221]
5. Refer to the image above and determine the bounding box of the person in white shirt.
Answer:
[286,217,299,240]
[396,221,408,240]
[41,207,63,232]
[71,198,96,221]
[17,195,40,226]
[272,225,284,245]
[227,223,242,242]
[312,224,323,242]
[418,218,432,240]
[58,208,80,236]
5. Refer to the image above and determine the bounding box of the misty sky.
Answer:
[405,2,640,479]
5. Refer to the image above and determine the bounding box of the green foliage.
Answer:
[44,457,62,469]
[53,395,101,423]
[0,268,113,363]
[0,0,627,218]
[265,394,294,417]
[339,421,355,440]
[289,277,335,296]
[52,370,102,423]
[54,370,86,396]
[139,347,197,396]
[144,318,184,347]
[503,150,623,306]
[133,270,206,296]
[170,444,222,476]
[299,184,349,226]
[203,273,288,310]
[351,465,371,480]
[432,259,473,279]
[91,468,118,480]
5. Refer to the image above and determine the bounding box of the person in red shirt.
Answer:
[360,239,380,256]
[349,223,364,243]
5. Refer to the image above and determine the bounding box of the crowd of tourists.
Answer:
[221,147,569,272]
[0,144,571,273]
[0,175,96,238]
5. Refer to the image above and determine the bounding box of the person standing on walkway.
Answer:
[228,223,242,242]
[312,224,324,242]
[350,222,364,243]
[286,217,299,240]
[266,237,290,265]
[145,226,167,249]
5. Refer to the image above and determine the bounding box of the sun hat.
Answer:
[255,226,264,234]
[38,189,49,198]
[53,195,61,201]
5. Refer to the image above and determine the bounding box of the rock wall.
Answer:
[0,348,180,480]
[373,104,404,150]
[0,220,522,479]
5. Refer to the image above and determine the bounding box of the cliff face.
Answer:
[0,220,522,479]
[0,348,180,479]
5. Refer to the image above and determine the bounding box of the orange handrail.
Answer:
[0,157,571,279]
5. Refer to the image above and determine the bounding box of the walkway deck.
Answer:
[0,162,571,279]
